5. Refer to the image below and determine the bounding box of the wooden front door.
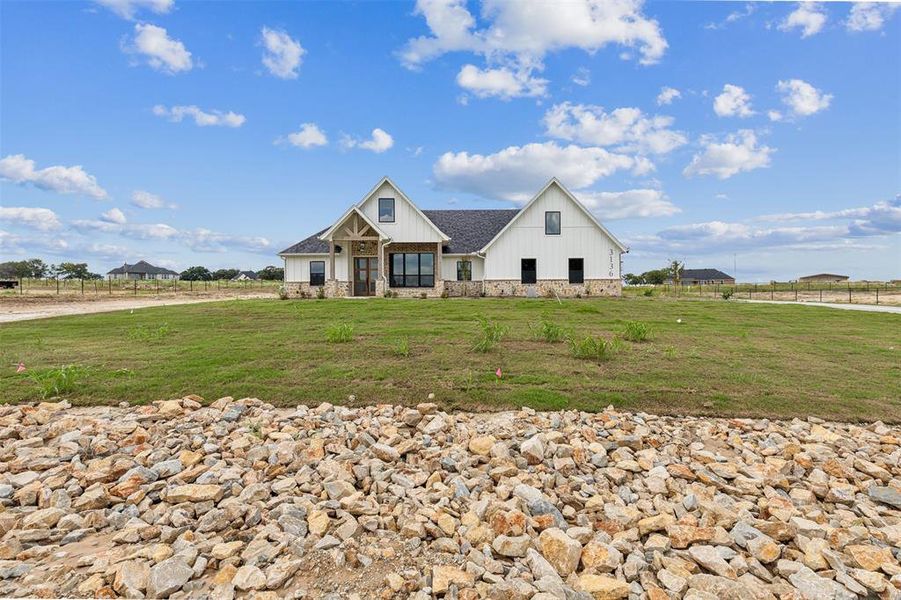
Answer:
[353,257,378,296]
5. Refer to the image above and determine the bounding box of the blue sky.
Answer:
[1,0,899,281]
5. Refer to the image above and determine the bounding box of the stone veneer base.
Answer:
[286,279,621,298]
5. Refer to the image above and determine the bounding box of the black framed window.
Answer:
[310,261,325,286]
[456,260,472,281]
[568,258,584,284]
[378,198,395,222]
[390,253,434,287]
[521,258,537,284]
[545,211,561,235]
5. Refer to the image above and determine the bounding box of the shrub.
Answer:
[530,317,566,343]
[277,285,289,300]
[472,316,507,353]
[325,322,354,343]
[441,289,449,299]
[28,365,87,399]
[642,288,654,297]
[419,292,427,300]
[393,336,411,357]
[721,289,734,300]
[568,335,620,362]
[620,320,651,342]
[128,323,171,343]
[316,286,326,300]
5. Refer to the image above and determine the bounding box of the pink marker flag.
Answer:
[495,368,502,378]
[16,362,26,373]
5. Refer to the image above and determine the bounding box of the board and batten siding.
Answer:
[441,255,484,281]
[483,184,621,281]
[284,254,347,282]
[358,182,445,243]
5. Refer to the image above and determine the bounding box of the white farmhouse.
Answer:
[279,177,626,298]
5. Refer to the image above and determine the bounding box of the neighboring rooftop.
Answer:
[232,271,259,280]
[679,268,734,281]
[798,273,849,280]
[106,261,179,276]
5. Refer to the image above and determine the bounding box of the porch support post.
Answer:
[436,242,443,284]
[329,240,336,281]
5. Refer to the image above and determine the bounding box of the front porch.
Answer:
[321,209,444,298]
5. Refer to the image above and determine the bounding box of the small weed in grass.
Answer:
[721,289,734,300]
[472,316,507,353]
[28,365,88,399]
[620,320,651,342]
[568,335,621,362]
[663,345,678,359]
[529,317,567,343]
[325,322,354,343]
[642,288,654,297]
[392,336,411,357]
[128,323,171,343]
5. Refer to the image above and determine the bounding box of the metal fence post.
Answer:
[56,278,59,295]
[81,279,84,295]
[134,280,137,296]
[848,287,852,303]
[876,289,879,305]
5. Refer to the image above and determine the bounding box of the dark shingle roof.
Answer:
[680,268,734,281]
[279,228,329,255]
[107,260,179,276]
[279,210,520,256]
[422,209,520,254]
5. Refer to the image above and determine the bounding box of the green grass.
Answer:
[1,298,899,422]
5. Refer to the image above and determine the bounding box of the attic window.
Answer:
[378,198,395,223]
[545,211,560,235]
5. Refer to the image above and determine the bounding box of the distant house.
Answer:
[798,273,849,283]
[672,268,735,285]
[107,261,179,281]
[231,271,259,281]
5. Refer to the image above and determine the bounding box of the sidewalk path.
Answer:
[0,295,272,323]
[737,299,901,314]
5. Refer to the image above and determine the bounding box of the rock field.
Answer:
[0,396,899,599]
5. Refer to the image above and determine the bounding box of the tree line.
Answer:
[623,261,684,286]
[0,259,284,281]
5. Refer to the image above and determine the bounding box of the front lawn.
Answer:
[1,297,898,421]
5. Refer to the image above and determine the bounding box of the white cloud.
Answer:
[261,27,304,79]
[656,86,681,106]
[847,2,900,32]
[152,105,246,127]
[756,196,901,237]
[705,3,756,30]
[95,0,173,19]
[0,207,62,231]
[456,64,547,99]
[125,23,193,74]
[433,141,644,202]
[183,229,271,253]
[713,84,754,118]
[643,198,901,256]
[101,207,127,224]
[0,154,108,199]
[777,79,832,117]
[779,2,827,38]
[341,128,394,153]
[577,189,680,220]
[683,130,774,179]
[400,0,667,98]
[543,102,687,155]
[284,123,328,148]
[131,190,175,209]
[72,219,180,239]
[767,110,784,122]
[572,67,591,87]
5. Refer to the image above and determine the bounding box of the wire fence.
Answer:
[624,281,901,306]
[1,277,283,298]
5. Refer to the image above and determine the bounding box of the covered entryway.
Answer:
[353,257,378,296]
